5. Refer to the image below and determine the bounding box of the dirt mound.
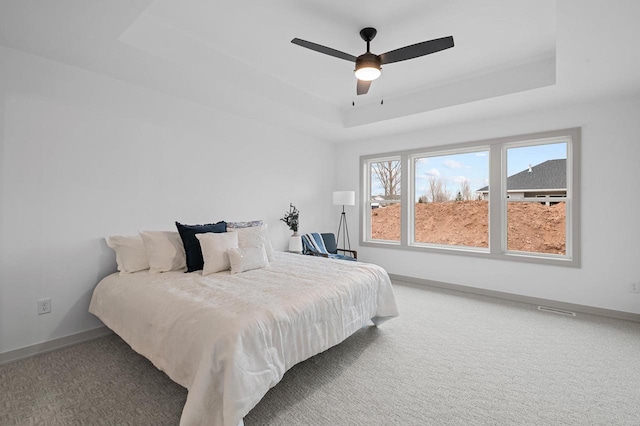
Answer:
[370,200,565,254]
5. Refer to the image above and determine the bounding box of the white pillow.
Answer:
[196,232,239,276]
[227,245,269,274]
[233,224,275,261]
[106,235,149,275]
[139,231,187,273]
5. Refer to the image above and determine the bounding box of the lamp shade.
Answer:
[354,66,381,81]
[333,191,355,206]
[354,53,382,82]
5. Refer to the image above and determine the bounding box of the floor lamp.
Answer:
[333,191,355,251]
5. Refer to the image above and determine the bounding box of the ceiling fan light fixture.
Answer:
[355,53,382,81]
[355,66,381,81]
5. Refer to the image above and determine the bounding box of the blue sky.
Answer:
[414,151,489,198]
[411,142,567,199]
[506,142,567,176]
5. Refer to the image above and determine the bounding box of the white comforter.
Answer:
[89,251,398,426]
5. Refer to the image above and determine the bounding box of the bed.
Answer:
[89,251,398,426]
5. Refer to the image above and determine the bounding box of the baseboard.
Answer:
[389,273,640,323]
[0,326,113,366]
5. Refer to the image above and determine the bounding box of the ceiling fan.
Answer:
[291,28,454,96]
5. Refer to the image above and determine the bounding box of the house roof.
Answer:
[477,159,566,193]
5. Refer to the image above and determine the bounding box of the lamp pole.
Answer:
[333,191,355,252]
[337,204,351,251]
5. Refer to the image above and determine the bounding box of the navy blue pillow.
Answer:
[175,221,227,272]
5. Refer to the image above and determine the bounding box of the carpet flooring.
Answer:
[1,282,639,425]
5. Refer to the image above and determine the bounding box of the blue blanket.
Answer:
[302,233,356,261]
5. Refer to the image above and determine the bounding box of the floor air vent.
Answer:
[538,306,576,316]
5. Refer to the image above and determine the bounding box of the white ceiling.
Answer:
[136,0,556,108]
[1,0,640,142]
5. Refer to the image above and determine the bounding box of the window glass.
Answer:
[369,160,401,242]
[506,201,566,254]
[505,142,567,255]
[413,151,489,248]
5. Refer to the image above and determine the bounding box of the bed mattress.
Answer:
[89,251,398,426]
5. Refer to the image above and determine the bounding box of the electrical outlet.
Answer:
[37,298,51,315]
[630,283,640,294]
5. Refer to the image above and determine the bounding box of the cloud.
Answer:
[443,159,467,169]
[475,152,488,157]
[424,168,440,177]
[452,176,469,184]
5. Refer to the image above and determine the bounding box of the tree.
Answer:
[427,176,451,202]
[372,161,401,200]
[459,180,472,201]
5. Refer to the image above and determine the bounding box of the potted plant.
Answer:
[281,203,302,253]
[280,203,300,235]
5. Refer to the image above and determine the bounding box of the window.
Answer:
[504,141,568,256]
[411,149,489,249]
[365,157,401,243]
[360,128,580,266]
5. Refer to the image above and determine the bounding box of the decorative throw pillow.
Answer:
[106,235,149,275]
[175,221,227,272]
[233,224,275,261]
[227,220,263,229]
[196,232,239,276]
[227,245,269,274]
[139,231,187,273]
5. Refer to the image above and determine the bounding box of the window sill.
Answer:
[360,240,579,268]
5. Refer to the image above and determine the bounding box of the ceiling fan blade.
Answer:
[291,38,357,62]
[356,79,371,96]
[379,36,454,65]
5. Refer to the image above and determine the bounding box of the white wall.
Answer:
[0,47,335,354]
[2,42,639,357]
[335,95,640,315]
